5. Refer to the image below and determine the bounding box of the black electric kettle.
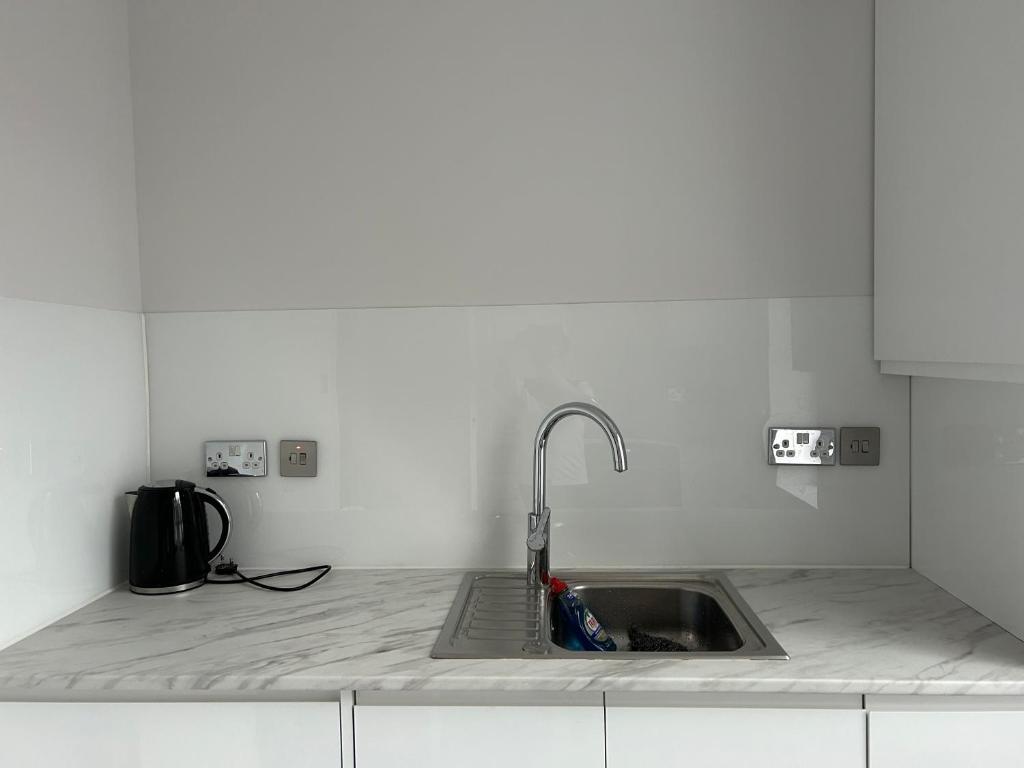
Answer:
[125,480,232,594]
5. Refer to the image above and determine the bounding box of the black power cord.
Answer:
[206,560,331,592]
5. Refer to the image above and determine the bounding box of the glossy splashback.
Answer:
[912,376,1024,640]
[0,298,148,648]
[146,296,908,569]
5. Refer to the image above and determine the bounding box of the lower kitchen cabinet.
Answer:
[0,702,341,768]
[869,710,1024,767]
[605,705,866,768]
[354,703,605,768]
[13,694,1022,766]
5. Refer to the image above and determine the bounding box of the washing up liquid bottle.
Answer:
[549,577,617,652]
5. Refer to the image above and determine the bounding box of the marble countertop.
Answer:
[2,568,1024,699]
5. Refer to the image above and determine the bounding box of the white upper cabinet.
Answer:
[128,0,873,312]
[875,1,1024,382]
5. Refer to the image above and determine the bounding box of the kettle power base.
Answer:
[129,578,206,595]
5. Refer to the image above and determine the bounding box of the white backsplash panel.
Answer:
[912,376,1024,640]
[146,296,908,569]
[0,297,148,649]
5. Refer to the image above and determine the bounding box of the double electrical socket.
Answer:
[767,427,880,467]
[205,440,268,477]
[205,439,318,477]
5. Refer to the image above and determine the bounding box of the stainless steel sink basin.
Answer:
[431,571,788,660]
[552,583,744,653]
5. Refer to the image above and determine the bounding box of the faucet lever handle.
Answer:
[527,506,551,552]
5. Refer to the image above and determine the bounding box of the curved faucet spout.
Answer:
[527,402,628,587]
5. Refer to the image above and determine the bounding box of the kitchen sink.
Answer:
[431,571,788,660]
[432,409,786,661]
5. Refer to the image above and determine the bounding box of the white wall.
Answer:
[912,377,1024,640]
[129,0,873,312]
[0,0,140,312]
[0,1,148,649]
[147,297,909,568]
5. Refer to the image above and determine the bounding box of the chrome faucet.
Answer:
[526,402,628,587]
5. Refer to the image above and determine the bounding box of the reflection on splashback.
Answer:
[146,296,908,569]
[769,300,818,508]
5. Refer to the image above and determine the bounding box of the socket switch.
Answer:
[280,440,318,477]
[206,440,267,477]
[767,427,836,466]
[839,427,880,466]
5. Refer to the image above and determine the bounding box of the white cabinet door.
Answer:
[354,704,604,768]
[875,0,1024,379]
[0,702,341,768]
[870,711,1024,767]
[606,706,866,768]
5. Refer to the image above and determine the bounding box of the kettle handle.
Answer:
[195,488,232,562]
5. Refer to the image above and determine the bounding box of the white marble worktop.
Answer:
[2,568,1024,698]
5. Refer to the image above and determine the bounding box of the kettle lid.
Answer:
[138,479,196,493]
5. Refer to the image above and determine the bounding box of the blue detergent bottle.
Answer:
[549,577,617,652]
